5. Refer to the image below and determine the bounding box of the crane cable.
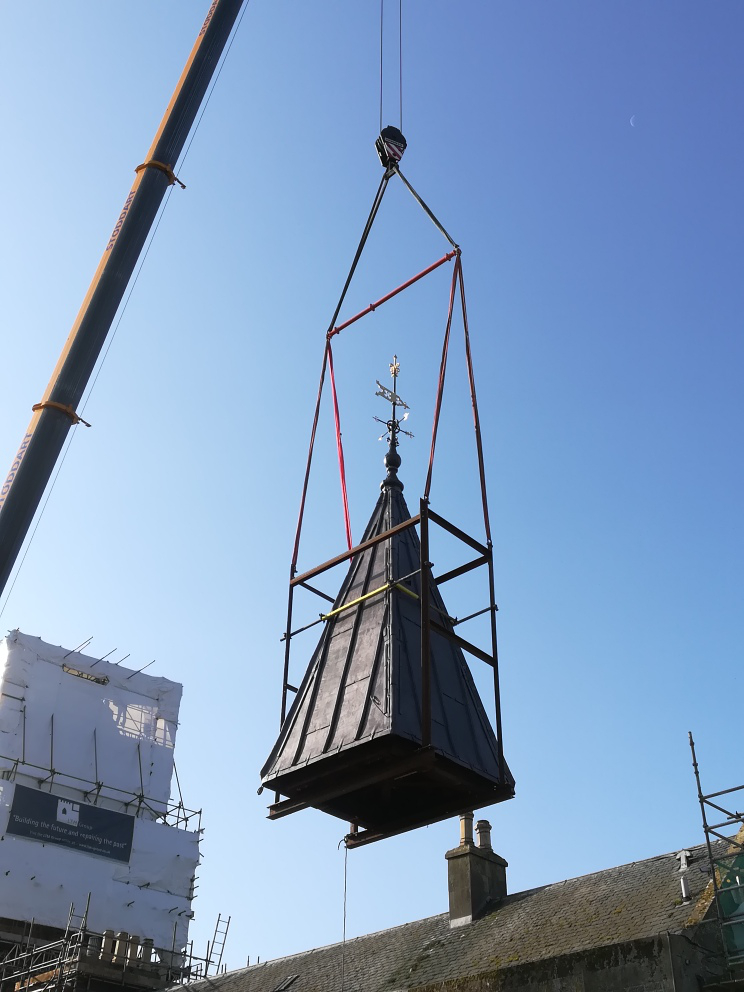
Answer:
[379,0,384,132]
[379,0,404,133]
[399,0,403,132]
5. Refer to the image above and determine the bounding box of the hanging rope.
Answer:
[424,253,460,499]
[394,165,458,249]
[327,341,353,550]
[340,839,349,991]
[423,254,492,543]
[291,347,328,571]
[327,172,392,336]
[459,262,492,544]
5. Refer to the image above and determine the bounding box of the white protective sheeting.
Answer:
[0,781,199,950]
[0,631,181,813]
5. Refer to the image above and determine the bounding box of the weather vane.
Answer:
[375,354,413,447]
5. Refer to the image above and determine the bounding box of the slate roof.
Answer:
[189,840,720,992]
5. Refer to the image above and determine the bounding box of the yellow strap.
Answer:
[134,159,186,189]
[321,583,390,622]
[32,401,91,427]
[320,579,442,622]
[393,583,456,624]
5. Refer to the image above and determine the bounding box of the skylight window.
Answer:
[272,978,298,992]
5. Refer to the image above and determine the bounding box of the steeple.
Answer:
[261,359,514,844]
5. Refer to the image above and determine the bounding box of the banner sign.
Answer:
[6,785,134,863]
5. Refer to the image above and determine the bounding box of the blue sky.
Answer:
[1,0,742,970]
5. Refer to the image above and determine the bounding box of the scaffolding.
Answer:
[0,904,227,992]
[0,754,201,833]
[690,733,744,982]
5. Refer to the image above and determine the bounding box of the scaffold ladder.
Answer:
[206,915,231,976]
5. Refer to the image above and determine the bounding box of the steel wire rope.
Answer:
[399,0,403,131]
[379,0,384,132]
[380,0,404,131]
[177,0,252,176]
[0,2,251,620]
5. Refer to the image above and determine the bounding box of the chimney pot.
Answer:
[100,930,115,963]
[113,933,129,965]
[85,934,102,960]
[127,936,140,964]
[460,813,474,846]
[475,820,492,851]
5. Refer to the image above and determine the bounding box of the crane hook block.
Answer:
[375,126,407,169]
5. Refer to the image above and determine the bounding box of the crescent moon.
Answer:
[630,115,636,127]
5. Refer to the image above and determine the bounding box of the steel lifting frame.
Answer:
[270,162,504,845]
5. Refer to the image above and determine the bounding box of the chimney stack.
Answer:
[446,814,507,928]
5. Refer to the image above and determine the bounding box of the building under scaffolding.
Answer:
[0,631,204,992]
[0,909,230,992]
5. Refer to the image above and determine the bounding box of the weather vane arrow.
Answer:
[374,354,413,446]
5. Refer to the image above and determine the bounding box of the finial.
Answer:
[375,355,413,491]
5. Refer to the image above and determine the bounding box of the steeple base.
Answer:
[265,735,514,846]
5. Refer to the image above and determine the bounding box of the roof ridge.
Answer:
[228,911,450,976]
[527,838,715,891]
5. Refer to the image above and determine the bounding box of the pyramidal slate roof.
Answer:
[260,448,513,830]
[186,839,722,992]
